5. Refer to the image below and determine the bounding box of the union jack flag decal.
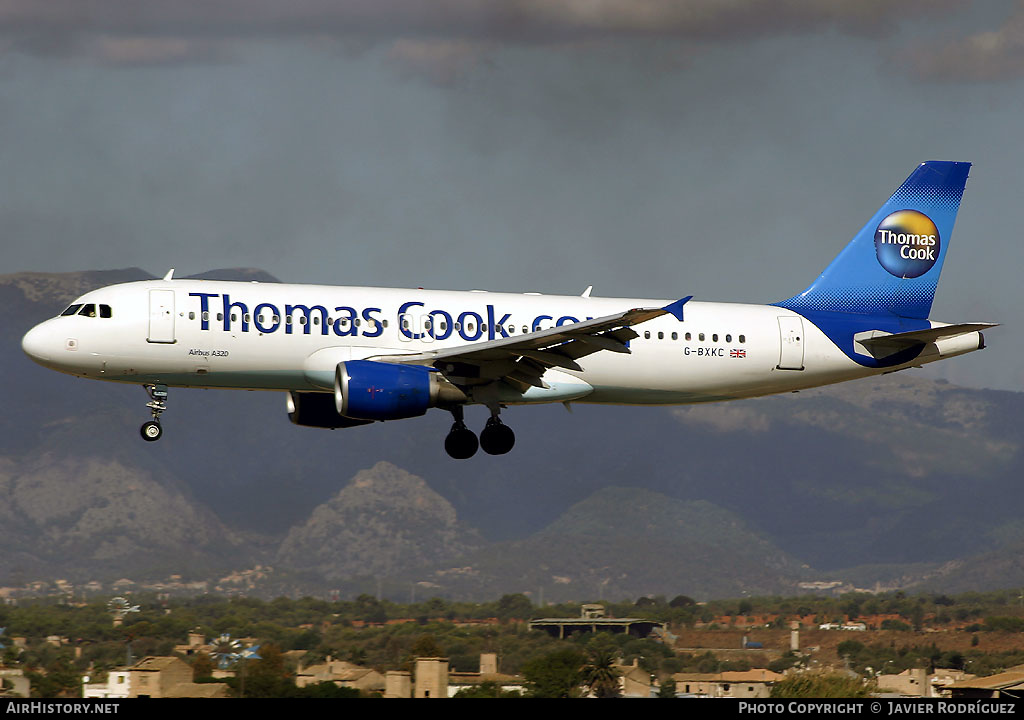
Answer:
[730,348,746,358]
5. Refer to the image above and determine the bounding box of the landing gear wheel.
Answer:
[480,417,515,455]
[140,420,163,442]
[445,424,478,459]
[140,384,168,442]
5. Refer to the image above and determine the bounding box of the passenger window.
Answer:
[78,304,96,317]
[713,334,719,342]
[272,315,280,324]
[61,304,82,317]
[739,334,746,343]
[244,314,251,323]
[202,311,209,322]
[699,333,705,341]
[217,313,223,321]
[644,331,651,339]
[355,319,361,327]
[298,316,305,325]
[522,326,528,334]
[189,312,195,320]
[671,332,678,340]
[382,320,389,328]
[658,332,664,340]
[726,334,732,342]
[685,332,691,341]
[286,316,292,325]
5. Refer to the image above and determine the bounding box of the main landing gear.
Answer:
[140,384,167,442]
[444,407,516,459]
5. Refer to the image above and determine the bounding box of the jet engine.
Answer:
[287,391,372,429]
[335,360,466,421]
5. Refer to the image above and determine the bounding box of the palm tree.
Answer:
[582,647,621,698]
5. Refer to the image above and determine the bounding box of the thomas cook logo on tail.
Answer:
[874,210,940,278]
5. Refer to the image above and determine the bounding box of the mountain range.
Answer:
[1,268,1021,600]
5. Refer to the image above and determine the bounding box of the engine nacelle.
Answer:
[287,391,373,429]
[335,360,465,421]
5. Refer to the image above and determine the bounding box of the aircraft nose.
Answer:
[22,322,54,364]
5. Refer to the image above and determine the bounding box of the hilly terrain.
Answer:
[1,269,1022,600]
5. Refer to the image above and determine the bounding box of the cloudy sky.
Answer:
[2,1,1023,389]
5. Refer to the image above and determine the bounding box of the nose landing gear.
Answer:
[140,384,168,442]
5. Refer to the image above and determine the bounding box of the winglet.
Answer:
[661,296,693,322]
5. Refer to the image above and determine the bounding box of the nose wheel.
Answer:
[140,384,168,442]
[140,420,163,441]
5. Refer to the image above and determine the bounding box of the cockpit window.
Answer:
[99,304,112,318]
[61,304,82,317]
[78,304,97,317]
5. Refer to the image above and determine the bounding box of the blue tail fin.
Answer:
[777,161,970,319]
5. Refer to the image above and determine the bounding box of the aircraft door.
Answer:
[777,316,804,370]
[148,290,176,344]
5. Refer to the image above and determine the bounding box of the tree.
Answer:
[409,634,443,659]
[496,594,534,621]
[454,680,522,698]
[191,652,215,681]
[771,672,874,698]
[522,648,584,698]
[657,678,677,698]
[240,644,292,698]
[581,646,621,698]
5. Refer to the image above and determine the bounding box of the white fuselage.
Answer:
[20,278,982,407]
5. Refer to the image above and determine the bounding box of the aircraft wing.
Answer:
[368,297,691,392]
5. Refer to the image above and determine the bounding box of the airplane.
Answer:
[21,161,995,459]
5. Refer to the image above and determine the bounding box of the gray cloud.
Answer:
[0,0,958,65]
[905,2,1024,81]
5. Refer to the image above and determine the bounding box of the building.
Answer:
[447,654,524,697]
[82,671,131,699]
[295,657,385,692]
[876,668,975,698]
[128,657,228,698]
[946,666,1024,699]
[672,669,783,698]
[414,658,448,698]
[530,605,665,639]
[616,659,653,698]
[0,669,29,698]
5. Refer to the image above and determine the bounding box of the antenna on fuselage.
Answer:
[163,269,175,281]
[581,285,593,298]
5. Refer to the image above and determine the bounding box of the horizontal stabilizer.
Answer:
[854,323,997,358]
